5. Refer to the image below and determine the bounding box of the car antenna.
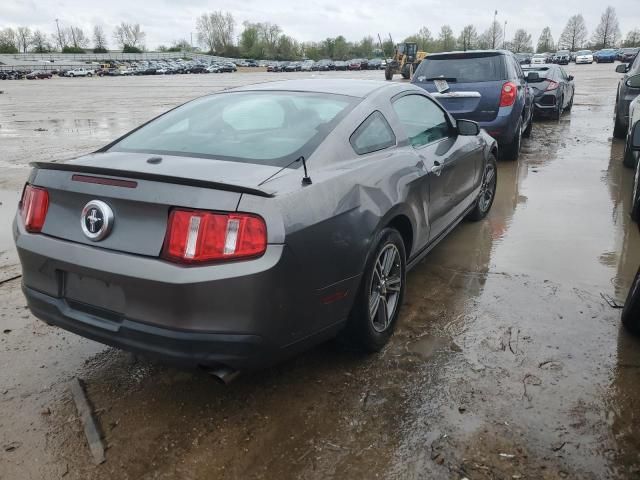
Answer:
[257,155,312,187]
[300,156,312,185]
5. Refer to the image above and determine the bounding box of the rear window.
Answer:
[414,53,506,83]
[523,67,555,80]
[109,92,357,167]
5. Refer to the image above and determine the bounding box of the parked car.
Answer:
[620,48,640,64]
[553,50,570,65]
[531,53,548,65]
[614,55,640,138]
[65,68,93,77]
[624,74,640,169]
[412,50,533,160]
[26,70,52,79]
[301,60,315,71]
[316,59,335,71]
[595,48,617,63]
[13,79,497,377]
[623,123,640,334]
[367,58,383,70]
[575,50,594,64]
[348,59,363,70]
[523,65,575,119]
[515,53,533,65]
[284,62,302,72]
[267,63,279,72]
[334,60,348,71]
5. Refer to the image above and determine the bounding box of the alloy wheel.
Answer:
[478,162,497,213]
[369,244,402,333]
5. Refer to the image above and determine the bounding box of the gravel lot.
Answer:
[1,65,640,479]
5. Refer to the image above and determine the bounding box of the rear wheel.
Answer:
[624,136,637,168]
[631,159,640,222]
[566,93,574,111]
[622,266,640,336]
[502,120,522,161]
[346,228,406,352]
[522,114,533,138]
[552,95,564,120]
[614,109,626,139]
[468,154,498,221]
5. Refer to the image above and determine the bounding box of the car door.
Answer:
[392,93,480,243]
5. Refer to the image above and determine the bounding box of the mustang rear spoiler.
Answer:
[30,162,275,198]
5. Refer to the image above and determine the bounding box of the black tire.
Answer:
[502,120,522,161]
[522,114,533,138]
[468,154,498,221]
[624,136,637,168]
[631,160,640,222]
[622,266,640,336]
[384,68,393,80]
[346,228,406,352]
[614,109,626,139]
[552,95,564,120]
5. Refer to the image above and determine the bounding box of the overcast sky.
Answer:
[1,0,639,48]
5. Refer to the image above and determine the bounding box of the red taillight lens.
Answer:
[20,184,49,233]
[162,209,267,264]
[499,81,517,107]
[545,80,559,91]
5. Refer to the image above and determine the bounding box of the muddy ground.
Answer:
[1,65,639,479]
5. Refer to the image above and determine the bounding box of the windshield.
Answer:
[109,92,357,166]
[576,50,592,55]
[414,53,505,82]
[533,54,545,58]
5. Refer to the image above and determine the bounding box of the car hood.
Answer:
[44,151,290,196]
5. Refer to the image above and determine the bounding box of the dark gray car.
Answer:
[615,54,640,138]
[14,80,497,378]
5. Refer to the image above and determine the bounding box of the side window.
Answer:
[392,95,451,148]
[350,111,396,155]
[515,61,525,80]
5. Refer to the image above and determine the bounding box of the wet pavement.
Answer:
[1,65,639,479]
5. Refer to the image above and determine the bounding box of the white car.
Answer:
[575,50,594,64]
[65,68,93,77]
[531,54,548,65]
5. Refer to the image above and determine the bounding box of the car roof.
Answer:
[229,79,393,98]
[427,49,512,57]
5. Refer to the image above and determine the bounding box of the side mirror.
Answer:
[616,64,629,74]
[632,121,640,151]
[457,119,480,136]
[568,75,574,81]
[626,74,640,89]
[526,72,540,82]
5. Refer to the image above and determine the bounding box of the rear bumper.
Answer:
[24,285,267,369]
[478,109,520,145]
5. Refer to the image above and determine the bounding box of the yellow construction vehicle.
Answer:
[384,42,427,80]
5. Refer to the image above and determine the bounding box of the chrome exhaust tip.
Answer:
[206,366,241,385]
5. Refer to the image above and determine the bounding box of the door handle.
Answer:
[431,161,443,176]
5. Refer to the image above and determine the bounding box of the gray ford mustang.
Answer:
[14,79,497,379]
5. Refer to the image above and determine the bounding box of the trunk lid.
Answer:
[31,152,280,257]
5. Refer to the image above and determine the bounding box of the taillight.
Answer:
[162,209,267,264]
[20,184,49,233]
[545,80,559,91]
[499,81,517,107]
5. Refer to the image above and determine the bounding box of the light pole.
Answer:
[492,10,498,49]
[503,21,507,49]
[55,18,63,51]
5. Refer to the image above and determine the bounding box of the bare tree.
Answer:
[591,6,620,49]
[113,23,146,49]
[258,22,281,58]
[487,20,503,49]
[536,27,554,53]
[31,30,51,53]
[0,28,18,53]
[458,25,478,51]
[624,29,640,48]
[16,26,32,53]
[438,25,455,52]
[67,26,89,49]
[558,15,588,51]
[93,25,108,50]
[196,11,235,54]
[511,29,532,53]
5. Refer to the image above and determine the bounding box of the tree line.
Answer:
[0,6,638,58]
